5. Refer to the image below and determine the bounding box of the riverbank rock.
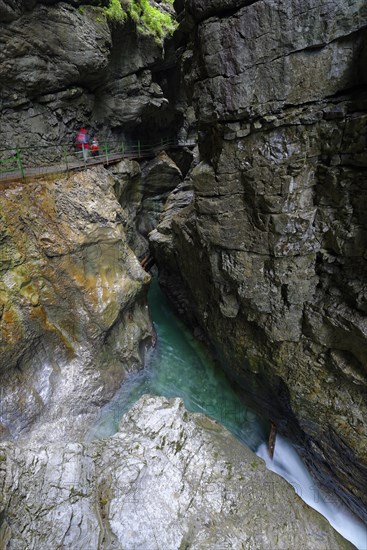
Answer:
[0,167,153,442]
[0,395,354,549]
[153,0,367,522]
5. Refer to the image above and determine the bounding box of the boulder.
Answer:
[0,396,354,549]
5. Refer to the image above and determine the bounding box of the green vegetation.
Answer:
[104,0,127,22]
[104,0,177,43]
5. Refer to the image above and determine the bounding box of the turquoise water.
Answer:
[88,277,267,449]
[87,277,367,548]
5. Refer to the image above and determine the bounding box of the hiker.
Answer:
[91,137,99,157]
[75,127,90,161]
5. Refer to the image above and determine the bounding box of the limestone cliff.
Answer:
[0,0,189,151]
[1,0,366,529]
[151,0,367,521]
[0,167,152,441]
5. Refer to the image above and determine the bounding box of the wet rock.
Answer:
[137,151,183,237]
[0,0,23,22]
[191,0,367,123]
[155,0,367,522]
[109,158,147,257]
[109,153,185,260]
[0,396,354,549]
[0,167,153,442]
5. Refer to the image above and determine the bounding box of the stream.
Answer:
[89,277,367,550]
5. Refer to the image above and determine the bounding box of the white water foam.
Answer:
[257,435,367,549]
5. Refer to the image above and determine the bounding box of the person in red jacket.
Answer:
[91,137,99,157]
[75,127,90,161]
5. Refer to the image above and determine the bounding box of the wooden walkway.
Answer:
[0,153,116,183]
[0,141,196,184]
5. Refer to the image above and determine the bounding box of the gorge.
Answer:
[0,0,367,548]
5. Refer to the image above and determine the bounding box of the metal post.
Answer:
[63,146,69,174]
[16,148,25,179]
[138,140,141,158]
[82,144,87,169]
[105,143,109,165]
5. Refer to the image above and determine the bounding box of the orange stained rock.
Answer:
[29,304,76,355]
[1,307,23,345]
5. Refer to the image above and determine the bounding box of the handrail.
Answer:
[0,137,193,155]
[0,148,25,178]
[0,138,197,182]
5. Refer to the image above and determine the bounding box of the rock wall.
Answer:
[1,0,366,529]
[152,0,367,521]
[0,167,153,441]
[110,151,186,260]
[0,0,187,152]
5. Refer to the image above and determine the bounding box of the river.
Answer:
[89,277,367,549]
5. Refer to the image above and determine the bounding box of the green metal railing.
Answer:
[0,137,196,182]
[0,148,25,179]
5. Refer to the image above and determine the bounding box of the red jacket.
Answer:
[75,129,90,149]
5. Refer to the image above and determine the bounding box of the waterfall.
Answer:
[257,436,367,549]
[89,277,367,548]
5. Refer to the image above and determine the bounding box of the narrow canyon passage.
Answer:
[1,0,366,545]
[89,276,367,550]
[88,276,266,450]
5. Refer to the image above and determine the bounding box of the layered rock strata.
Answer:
[151,0,367,521]
[1,0,366,532]
[0,395,354,549]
